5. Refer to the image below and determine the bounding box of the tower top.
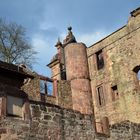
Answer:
[63,26,76,46]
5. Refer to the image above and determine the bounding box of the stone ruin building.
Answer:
[0,7,140,140]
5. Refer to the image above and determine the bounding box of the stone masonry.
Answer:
[0,102,95,140]
[0,7,140,140]
[0,102,140,140]
[87,6,140,127]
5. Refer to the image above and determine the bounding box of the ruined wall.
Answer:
[109,121,140,140]
[22,74,40,101]
[0,102,95,140]
[87,11,140,125]
[0,102,140,140]
[22,73,74,110]
[45,95,57,104]
[1,7,140,140]
[41,80,73,109]
[57,80,73,109]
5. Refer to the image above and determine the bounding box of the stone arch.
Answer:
[133,66,140,79]
[133,65,140,88]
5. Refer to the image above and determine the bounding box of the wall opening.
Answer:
[96,50,104,70]
[40,80,53,95]
[60,64,67,80]
[47,81,53,95]
[40,80,47,94]
[111,85,119,101]
[137,70,140,80]
[61,70,67,80]
[133,66,140,87]
[96,86,105,106]
[7,96,23,117]
[95,117,110,136]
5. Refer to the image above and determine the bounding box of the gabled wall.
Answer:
[87,8,140,128]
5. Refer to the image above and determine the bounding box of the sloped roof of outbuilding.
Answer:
[0,61,34,78]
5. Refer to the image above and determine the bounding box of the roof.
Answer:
[0,61,34,78]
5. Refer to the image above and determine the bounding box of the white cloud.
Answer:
[31,34,56,76]
[39,21,53,31]
[31,34,56,60]
[77,30,110,46]
[32,35,47,51]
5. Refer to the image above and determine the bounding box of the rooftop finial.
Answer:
[55,37,62,47]
[63,26,76,45]
[68,26,72,31]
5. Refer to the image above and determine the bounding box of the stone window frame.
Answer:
[40,80,48,94]
[133,65,140,88]
[39,75,58,101]
[6,95,24,118]
[40,79,55,96]
[0,93,30,120]
[60,63,67,80]
[95,49,105,70]
[95,117,110,136]
[111,85,119,101]
[96,84,106,107]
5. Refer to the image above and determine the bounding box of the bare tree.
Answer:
[0,19,37,68]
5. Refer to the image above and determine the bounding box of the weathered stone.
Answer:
[0,6,140,140]
[44,114,52,120]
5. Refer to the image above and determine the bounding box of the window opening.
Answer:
[133,66,140,86]
[47,81,53,95]
[7,96,23,117]
[40,80,47,94]
[40,80,53,96]
[97,86,105,106]
[137,70,140,80]
[96,50,104,70]
[60,64,67,80]
[111,85,119,101]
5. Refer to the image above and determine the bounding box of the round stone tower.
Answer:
[64,27,92,114]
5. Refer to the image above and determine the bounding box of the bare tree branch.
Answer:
[0,18,37,68]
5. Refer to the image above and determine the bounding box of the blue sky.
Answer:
[0,0,140,77]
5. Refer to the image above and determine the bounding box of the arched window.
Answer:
[137,70,140,80]
[96,50,104,70]
[133,66,140,86]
